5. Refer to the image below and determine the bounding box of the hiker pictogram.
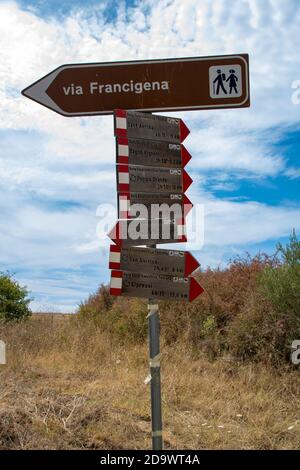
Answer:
[226,69,238,94]
[209,64,243,99]
[213,69,227,95]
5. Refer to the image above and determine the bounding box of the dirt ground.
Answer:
[0,316,299,449]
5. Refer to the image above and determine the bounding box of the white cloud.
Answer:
[187,126,285,177]
[203,198,300,246]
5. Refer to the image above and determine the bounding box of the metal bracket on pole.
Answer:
[147,303,159,317]
[150,354,161,368]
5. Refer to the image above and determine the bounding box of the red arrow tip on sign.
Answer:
[183,169,193,192]
[184,252,200,276]
[189,277,204,302]
[181,145,192,167]
[180,120,190,142]
[107,222,120,245]
[183,194,193,216]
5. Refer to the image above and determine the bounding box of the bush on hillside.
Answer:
[159,253,276,358]
[78,284,114,321]
[78,285,147,343]
[229,231,300,363]
[260,230,300,318]
[258,230,300,361]
[0,272,31,322]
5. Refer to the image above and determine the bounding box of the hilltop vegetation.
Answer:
[79,231,300,365]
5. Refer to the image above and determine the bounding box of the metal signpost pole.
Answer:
[147,106,162,450]
[148,245,163,450]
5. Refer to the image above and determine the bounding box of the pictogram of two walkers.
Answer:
[213,69,238,95]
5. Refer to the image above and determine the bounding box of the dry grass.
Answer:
[0,315,299,450]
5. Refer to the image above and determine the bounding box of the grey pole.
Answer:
[148,244,163,450]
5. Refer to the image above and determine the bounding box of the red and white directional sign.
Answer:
[114,109,190,143]
[118,192,193,219]
[109,245,199,276]
[21,55,249,116]
[116,137,191,168]
[108,218,187,247]
[117,165,193,193]
[110,270,204,302]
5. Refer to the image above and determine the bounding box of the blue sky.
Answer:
[0,0,300,312]
[18,0,110,15]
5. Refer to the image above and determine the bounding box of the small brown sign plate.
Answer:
[108,218,187,246]
[110,270,204,302]
[114,109,190,142]
[117,165,192,194]
[117,192,192,219]
[109,245,199,276]
[116,137,191,168]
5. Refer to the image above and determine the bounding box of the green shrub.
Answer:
[228,231,300,363]
[0,272,31,322]
[257,230,300,361]
[159,253,274,359]
[260,230,300,317]
[78,286,147,343]
[228,293,277,361]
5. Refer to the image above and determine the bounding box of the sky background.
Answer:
[0,0,300,312]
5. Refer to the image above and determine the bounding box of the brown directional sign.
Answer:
[116,137,191,168]
[109,245,199,276]
[117,165,192,193]
[110,270,204,302]
[118,192,193,219]
[21,55,250,116]
[108,218,187,246]
[114,110,190,143]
